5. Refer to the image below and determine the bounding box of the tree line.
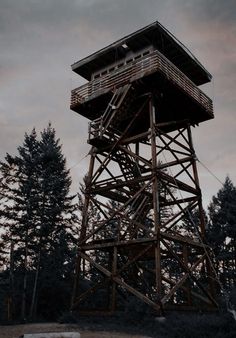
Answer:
[0,125,235,322]
[0,124,79,321]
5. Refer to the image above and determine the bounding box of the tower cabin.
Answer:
[71,21,213,146]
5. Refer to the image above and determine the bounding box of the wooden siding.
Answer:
[71,50,213,116]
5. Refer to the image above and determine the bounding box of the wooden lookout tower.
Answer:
[70,22,217,314]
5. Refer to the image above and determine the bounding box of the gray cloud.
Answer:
[187,0,236,23]
[0,0,235,204]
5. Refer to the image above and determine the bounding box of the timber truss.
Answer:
[72,89,217,314]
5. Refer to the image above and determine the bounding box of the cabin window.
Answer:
[143,50,150,56]
[92,48,153,80]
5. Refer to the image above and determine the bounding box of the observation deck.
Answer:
[70,21,214,136]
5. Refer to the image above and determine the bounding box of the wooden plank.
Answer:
[81,237,157,251]
[160,231,207,248]
[79,251,160,311]
[72,278,109,309]
[161,239,218,307]
[71,50,213,115]
[162,275,212,305]
[161,254,206,304]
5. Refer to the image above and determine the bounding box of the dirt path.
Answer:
[0,323,150,338]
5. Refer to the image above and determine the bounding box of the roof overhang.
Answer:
[72,21,212,86]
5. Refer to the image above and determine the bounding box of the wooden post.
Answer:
[149,96,162,311]
[111,246,118,312]
[187,124,216,304]
[71,149,95,309]
[183,244,192,306]
[187,125,205,237]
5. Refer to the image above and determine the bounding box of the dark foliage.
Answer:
[1,120,236,335]
[0,124,79,322]
[207,176,236,292]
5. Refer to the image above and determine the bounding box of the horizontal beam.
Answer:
[160,232,207,248]
[80,237,156,251]
[91,174,152,193]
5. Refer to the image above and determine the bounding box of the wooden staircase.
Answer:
[88,84,136,144]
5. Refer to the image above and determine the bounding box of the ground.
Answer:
[1,312,236,338]
[0,323,150,338]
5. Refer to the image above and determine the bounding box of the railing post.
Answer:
[71,51,213,118]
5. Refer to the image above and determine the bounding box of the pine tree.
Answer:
[0,129,40,321]
[207,176,236,291]
[32,124,78,319]
[0,157,16,322]
[0,124,79,321]
[16,129,40,321]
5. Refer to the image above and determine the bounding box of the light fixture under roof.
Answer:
[121,43,129,49]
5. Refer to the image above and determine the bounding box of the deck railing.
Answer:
[71,50,213,114]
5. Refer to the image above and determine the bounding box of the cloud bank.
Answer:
[0,0,235,205]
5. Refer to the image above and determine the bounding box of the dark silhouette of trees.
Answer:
[0,122,235,324]
[0,124,79,322]
[207,176,236,292]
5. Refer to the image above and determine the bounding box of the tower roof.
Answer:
[72,21,212,86]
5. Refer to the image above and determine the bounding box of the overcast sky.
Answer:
[0,0,235,207]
